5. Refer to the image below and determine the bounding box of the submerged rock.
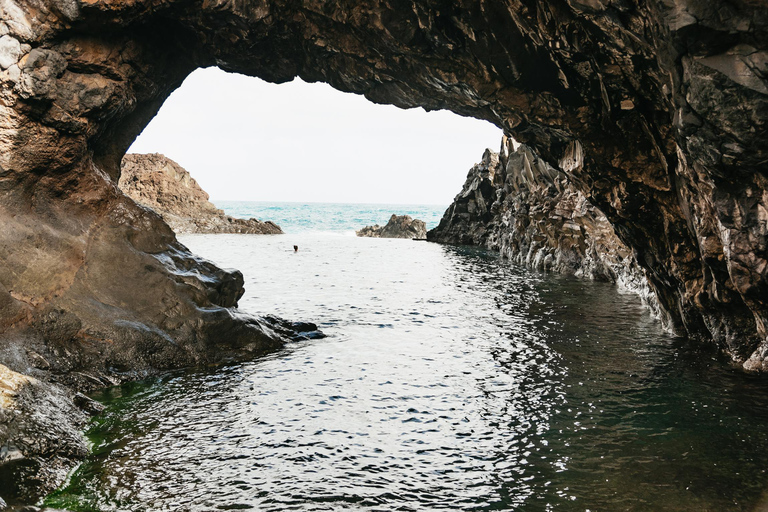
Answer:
[119,154,282,235]
[357,215,427,239]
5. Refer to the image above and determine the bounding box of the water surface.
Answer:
[215,201,446,234]
[46,234,768,511]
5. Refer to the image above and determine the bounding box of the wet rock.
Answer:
[72,392,105,416]
[119,154,282,235]
[357,215,427,239]
[429,139,663,322]
[262,317,326,342]
[0,0,766,499]
[0,365,87,506]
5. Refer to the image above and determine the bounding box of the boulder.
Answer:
[357,214,427,239]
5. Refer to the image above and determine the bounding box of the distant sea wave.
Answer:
[214,200,448,234]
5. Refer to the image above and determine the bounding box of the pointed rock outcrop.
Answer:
[357,214,427,239]
[119,154,282,234]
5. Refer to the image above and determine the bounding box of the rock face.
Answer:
[429,139,661,319]
[357,214,427,239]
[0,0,766,497]
[0,364,88,505]
[119,153,282,235]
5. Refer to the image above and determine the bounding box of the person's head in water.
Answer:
[294,245,298,252]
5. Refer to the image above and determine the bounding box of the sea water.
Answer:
[215,201,447,235]
[45,202,768,511]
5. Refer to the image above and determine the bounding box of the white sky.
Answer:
[129,67,502,205]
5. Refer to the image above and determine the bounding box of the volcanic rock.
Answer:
[357,215,427,239]
[119,154,282,235]
[0,0,764,377]
[0,0,767,500]
[430,138,662,319]
[0,364,87,505]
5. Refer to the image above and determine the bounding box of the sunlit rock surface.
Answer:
[120,154,283,235]
[357,214,427,239]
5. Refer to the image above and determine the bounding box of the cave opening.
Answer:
[123,66,502,206]
[2,0,768,507]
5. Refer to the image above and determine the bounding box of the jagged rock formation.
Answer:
[429,139,661,318]
[357,214,427,239]
[119,154,282,235]
[0,364,88,505]
[1,0,765,376]
[0,0,766,499]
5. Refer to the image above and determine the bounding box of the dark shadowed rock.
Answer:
[429,138,664,322]
[0,0,767,501]
[119,154,282,235]
[357,215,427,239]
[0,364,87,506]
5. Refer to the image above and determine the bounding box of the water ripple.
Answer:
[46,235,768,512]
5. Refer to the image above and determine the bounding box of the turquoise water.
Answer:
[215,200,447,234]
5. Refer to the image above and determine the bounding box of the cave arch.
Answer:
[0,0,766,377]
[125,67,503,205]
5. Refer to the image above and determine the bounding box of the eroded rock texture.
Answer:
[430,138,662,319]
[0,364,88,504]
[120,153,283,234]
[0,0,764,440]
[357,214,427,239]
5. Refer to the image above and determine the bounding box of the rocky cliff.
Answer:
[0,0,767,501]
[1,0,764,377]
[119,154,282,235]
[357,214,427,239]
[429,138,662,319]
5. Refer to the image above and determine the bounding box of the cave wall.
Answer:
[0,0,766,370]
[429,137,659,311]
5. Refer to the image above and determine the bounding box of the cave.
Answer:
[2,0,765,374]
[0,0,767,503]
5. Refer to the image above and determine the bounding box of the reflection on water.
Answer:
[46,235,768,511]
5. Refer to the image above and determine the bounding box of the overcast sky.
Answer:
[129,67,502,205]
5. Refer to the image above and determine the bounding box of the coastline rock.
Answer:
[119,154,282,235]
[0,0,763,376]
[356,214,427,239]
[0,0,767,500]
[429,139,663,322]
[0,365,87,505]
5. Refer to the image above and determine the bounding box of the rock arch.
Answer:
[0,0,766,376]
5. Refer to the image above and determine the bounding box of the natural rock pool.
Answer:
[45,234,768,511]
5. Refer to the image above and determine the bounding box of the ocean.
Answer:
[215,200,448,235]
[44,202,768,511]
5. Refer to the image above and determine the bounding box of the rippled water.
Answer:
[46,234,768,511]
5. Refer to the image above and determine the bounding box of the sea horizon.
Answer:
[214,199,449,234]
[211,198,452,207]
